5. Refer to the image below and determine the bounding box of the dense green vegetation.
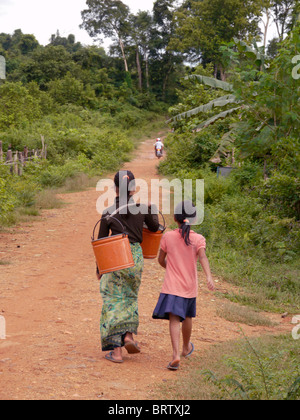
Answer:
[160,18,300,315]
[0,5,174,224]
[0,0,299,400]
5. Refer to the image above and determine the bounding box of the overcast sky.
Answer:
[0,0,277,48]
[0,0,156,46]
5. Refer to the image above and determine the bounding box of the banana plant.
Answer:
[209,123,238,163]
[168,73,243,131]
[167,94,240,123]
[167,38,268,130]
[167,38,269,160]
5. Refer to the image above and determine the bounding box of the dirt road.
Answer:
[0,138,291,400]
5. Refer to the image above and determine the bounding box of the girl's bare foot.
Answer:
[168,358,180,370]
[181,342,194,358]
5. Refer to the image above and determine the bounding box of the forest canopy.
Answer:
[0,0,299,234]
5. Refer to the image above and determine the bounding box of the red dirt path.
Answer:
[0,138,291,400]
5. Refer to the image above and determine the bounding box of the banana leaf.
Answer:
[167,94,240,123]
[195,106,242,130]
[210,126,237,162]
[185,74,233,92]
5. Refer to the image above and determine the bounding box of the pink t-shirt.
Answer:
[160,229,206,299]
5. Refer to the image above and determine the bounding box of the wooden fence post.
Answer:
[18,151,24,176]
[41,136,45,159]
[6,147,13,174]
[13,152,18,175]
[23,146,28,164]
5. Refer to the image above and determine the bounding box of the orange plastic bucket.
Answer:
[91,216,134,275]
[141,212,166,259]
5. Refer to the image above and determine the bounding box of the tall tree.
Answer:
[130,11,154,90]
[271,0,295,40]
[81,0,130,72]
[171,0,263,79]
[151,0,184,100]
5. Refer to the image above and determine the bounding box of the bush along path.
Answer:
[0,137,293,400]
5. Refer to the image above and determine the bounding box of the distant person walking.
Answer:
[97,170,159,364]
[152,201,215,370]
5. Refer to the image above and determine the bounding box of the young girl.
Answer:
[152,201,215,370]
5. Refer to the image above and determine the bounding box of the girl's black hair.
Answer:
[174,201,197,246]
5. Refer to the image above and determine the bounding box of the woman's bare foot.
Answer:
[123,332,141,353]
[105,347,123,363]
[111,347,123,361]
[124,332,134,344]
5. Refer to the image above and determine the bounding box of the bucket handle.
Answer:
[92,215,127,242]
[158,210,166,233]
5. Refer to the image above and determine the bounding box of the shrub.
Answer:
[47,74,98,108]
[260,173,300,219]
[0,82,42,129]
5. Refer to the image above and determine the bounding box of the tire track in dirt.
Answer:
[0,137,291,400]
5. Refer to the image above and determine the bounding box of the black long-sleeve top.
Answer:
[98,197,160,244]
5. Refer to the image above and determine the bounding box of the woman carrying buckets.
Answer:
[96,170,160,363]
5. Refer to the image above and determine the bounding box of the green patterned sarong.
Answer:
[99,243,144,351]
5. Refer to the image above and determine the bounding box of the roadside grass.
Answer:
[208,246,300,315]
[34,189,65,209]
[154,333,300,400]
[216,302,277,327]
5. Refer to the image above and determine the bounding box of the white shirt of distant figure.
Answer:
[154,140,164,150]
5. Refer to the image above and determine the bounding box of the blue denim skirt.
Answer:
[152,293,196,322]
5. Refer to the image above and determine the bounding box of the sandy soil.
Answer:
[0,137,292,400]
